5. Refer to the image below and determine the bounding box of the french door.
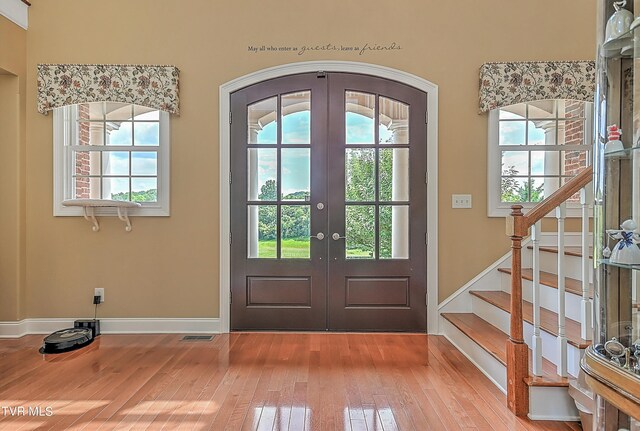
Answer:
[230,72,427,331]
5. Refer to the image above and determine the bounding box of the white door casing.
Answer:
[219,61,439,333]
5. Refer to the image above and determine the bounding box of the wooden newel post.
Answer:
[505,205,529,416]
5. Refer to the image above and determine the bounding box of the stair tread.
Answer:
[470,290,591,349]
[527,245,593,259]
[442,313,571,387]
[497,267,593,298]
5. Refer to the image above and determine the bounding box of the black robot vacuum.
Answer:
[42,328,93,353]
[40,319,100,354]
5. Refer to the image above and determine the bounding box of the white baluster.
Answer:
[531,220,543,376]
[580,187,592,341]
[556,202,568,377]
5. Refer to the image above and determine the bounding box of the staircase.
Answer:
[439,167,594,421]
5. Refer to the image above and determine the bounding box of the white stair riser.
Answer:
[471,296,584,377]
[440,318,507,393]
[528,386,580,421]
[535,252,593,283]
[501,274,584,323]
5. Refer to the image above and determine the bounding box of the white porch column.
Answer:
[390,120,409,258]
[89,122,104,199]
[247,124,261,258]
[533,120,563,198]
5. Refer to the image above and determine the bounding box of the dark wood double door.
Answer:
[230,72,428,331]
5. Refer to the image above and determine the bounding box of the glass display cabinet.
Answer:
[584,0,640,428]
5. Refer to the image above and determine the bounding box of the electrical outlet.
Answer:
[94,288,104,303]
[452,194,472,209]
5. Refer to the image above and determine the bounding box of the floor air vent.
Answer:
[182,335,213,341]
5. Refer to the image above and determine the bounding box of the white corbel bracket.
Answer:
[62,199,142,232]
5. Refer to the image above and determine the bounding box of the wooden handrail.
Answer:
[508,166,593,238]
[504,166,593,416]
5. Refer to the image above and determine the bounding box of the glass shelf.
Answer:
[603,17,640,59]
[599,258,640,270]
[604,146,640,159]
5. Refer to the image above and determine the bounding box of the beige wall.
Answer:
[0,15,27,320]
[21,0,597,319]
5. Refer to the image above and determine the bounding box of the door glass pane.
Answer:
[248,97,277,145]
[379,205,409,259]
[248,148,277,201]
[346,205,375,259]
[102,151,129,176]
[346,148,375,202]
[281,148,310,200]
[248,205,277,258]
[281,205,310,258]
[345,92,375,145]
[379,97,409,145]
[282,91,310,145]
[379,148,409,202]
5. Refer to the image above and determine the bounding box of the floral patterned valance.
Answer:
[37,64,180,115]
[479,61,595,113]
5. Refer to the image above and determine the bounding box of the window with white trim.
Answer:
[54,102,170,216]
[487,99,593,217]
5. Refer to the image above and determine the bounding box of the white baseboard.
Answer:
[438,238,530,314]
[0,318,221,338]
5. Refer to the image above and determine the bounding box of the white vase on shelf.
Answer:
[606,219,640,265]
[605,124,625,154]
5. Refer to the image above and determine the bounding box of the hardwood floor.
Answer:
[0,333,581,430]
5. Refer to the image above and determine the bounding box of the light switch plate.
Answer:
[452,194,472,209]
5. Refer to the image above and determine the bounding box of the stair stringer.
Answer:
[438,238,532,316]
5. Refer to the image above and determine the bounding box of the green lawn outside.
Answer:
[257,239,372,258]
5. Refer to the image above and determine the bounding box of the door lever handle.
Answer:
[332,233,346,240]
[311,233,325,240]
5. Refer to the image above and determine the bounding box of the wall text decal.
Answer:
[247,42,402,56]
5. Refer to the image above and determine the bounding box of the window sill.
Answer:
[55,201,169,217]
[58,199,168,232]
